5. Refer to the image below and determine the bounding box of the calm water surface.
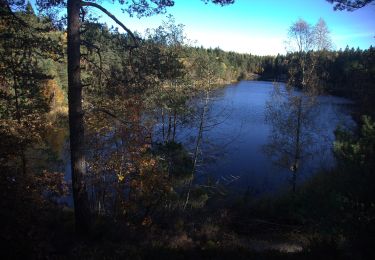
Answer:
[61,81,354,200]
[171,81,354,195]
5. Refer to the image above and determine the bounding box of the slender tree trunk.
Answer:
[184,90,209,210]
[67,0,91,234]
[13,75,26,176]
[292,98,302,193]
[13,76,21,124]
[301,56,306,88]
[167,113,172,142]
[161,107,166,143]
[172,110,177,142]
[292,171,297,193]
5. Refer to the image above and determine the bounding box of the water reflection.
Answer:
[169,81,354,196]
[58,81,355,202]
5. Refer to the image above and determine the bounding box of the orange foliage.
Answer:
[42,79,66,112]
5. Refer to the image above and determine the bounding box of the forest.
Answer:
[1,0,374,259]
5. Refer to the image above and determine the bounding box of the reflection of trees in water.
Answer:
[147,54,243,206]
[196,94,242,183]
[264,84,322,192]
[184,92,240,202]
[264,17,334,193]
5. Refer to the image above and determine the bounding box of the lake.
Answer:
[161,80,355,196]
[60,80,355,204]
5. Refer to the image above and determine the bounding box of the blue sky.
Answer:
[34,0,375,55]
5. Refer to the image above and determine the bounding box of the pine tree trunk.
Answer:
[67,0,91,234]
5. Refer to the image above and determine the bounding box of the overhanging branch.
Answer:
[81,1,138,48]
[1,1,47,32]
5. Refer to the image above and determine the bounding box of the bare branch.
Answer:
[81,39,100,51]
[89,107,148,131]
[80,1,138,48]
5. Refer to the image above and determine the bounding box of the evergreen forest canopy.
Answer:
[0,0,375,258]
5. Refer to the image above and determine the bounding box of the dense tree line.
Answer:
[260,47,375,117]
[1,0,375,258]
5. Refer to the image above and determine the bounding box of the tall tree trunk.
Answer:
[13,75,26,176]
[167,113,172,142]
[184,90,209,210]
[172,110,177,142]
[161,107,165,143]
[292,98,302,193]
[67,0,91,234]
